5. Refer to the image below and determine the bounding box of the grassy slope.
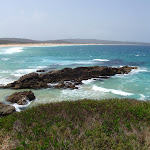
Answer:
[0,99,150,150]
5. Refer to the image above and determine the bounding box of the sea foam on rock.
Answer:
[4,66,138,89]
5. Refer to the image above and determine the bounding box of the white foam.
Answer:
[92,86,133,96]
[0,78,14,85]
[0,47,24,54]
[1,58,10,61]
[115,67,149,78]
[61,88,92,100]
[82,78,97,84]
[130,68,149,75]
[11,100,32,112]
[11,69,36,77]
[139,94,146,101]
[61,86,107,100]
[47,83,58,87]
[28,66,47,69]
[59,60,93,65]
[74,61,93,65]
[0,70,11,74]
[93,59,109,62]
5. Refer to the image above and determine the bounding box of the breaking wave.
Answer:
[11,100,32,112]
[92,86,133,96]
[0,47,24,54]
[11,69,37,77]
[93,59,110,62]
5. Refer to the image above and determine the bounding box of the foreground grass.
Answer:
[0,99,150,150]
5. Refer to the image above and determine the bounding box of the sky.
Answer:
[0,0,150,42]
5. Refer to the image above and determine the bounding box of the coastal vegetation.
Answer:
[0,98,149,149]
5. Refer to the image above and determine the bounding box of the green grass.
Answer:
[0,98,150,150]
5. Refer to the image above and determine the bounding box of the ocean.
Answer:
[0,45,150,111]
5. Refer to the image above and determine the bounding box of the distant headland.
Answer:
[0,38,150,47]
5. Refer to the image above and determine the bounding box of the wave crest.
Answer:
[0,47,24,54]
[92,86,133,96]
[93,59,109,62]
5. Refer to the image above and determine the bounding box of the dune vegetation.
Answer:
[0,98,150,150]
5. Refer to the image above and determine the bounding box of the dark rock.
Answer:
[37,69,46,72]
[5,72,48,89]
[17,96,28,105]
[6,91,35,105]
[4,66,137,89]
[74,81,82,85]
[54,82,65,88]
[18,73,39,82]
[54,81,78,89]
[64,82,78,89]
[116,66,138,74]
[0,102,15,116]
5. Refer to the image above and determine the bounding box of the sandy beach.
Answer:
[0,43,140,47]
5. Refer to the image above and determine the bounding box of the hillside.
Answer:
[63,39,150,45]
[0,38,150,45]
[0,99,149,149]
[0,38,69,44]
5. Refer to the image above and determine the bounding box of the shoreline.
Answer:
[0,43,143,47]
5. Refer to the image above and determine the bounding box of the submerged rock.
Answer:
[4,66,137,89]
[6,91,35,105]
[0,102,15,116]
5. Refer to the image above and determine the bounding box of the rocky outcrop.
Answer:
[0,102,15,116]
[5,73,48,89]
[54,81,79,89]
[0,91,35,117]
[4,66,137,89]
[6,91,35,105]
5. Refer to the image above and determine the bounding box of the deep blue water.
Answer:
[0,45,150,110]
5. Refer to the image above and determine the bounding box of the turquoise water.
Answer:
[0,45,150,109]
